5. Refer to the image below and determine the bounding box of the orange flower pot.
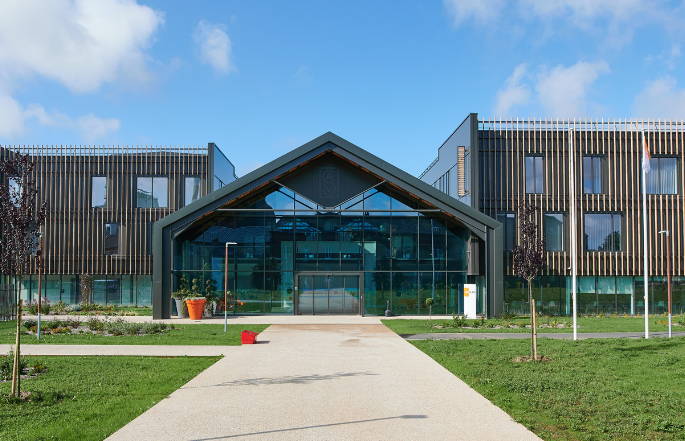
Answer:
[186,299,207,320]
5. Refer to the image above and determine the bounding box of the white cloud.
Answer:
[0,0,162,139]
[0,99,120,141]
[443,0,505,26]
[633,76,685,118]
[535,61,610,117]
[193,20,235,74]
[645,44,681,70]
[493,64,532,116]
[0,0,164,93]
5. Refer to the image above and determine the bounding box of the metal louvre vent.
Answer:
[457,146,467,196]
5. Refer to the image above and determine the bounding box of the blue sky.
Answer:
[1,0,684,176]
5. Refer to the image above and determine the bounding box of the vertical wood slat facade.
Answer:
[0,145,211,276]
[478,118,684,278]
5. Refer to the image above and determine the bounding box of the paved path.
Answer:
[106,324,540,441]
[403,331,685,340]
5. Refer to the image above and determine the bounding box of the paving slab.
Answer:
[0,344,234,357]
[403,331,685,340]
[106,324,540,441]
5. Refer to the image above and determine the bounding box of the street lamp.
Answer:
[658,230,672,338]
[36,232,43,340]
[224,242,237,332]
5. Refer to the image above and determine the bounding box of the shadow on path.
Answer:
[191,415,428,440]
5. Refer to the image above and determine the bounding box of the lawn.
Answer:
[413,337,685,441]
[382,315,684,335]
[0,355,220,440]
[0,322,270,346]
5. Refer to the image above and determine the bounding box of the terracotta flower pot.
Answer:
[186,299,207,320]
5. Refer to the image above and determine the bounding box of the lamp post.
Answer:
[36,232,43,340]
[224,242,237,332]
[658,230,672,338]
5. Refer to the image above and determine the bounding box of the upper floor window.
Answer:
[184,176,201,206]
[433,171,450,196]
[645,157,678,194]
[583,156,603,194]
[137,177,168,208]
[525,156,543,194]
[544,213,564,251]
[104,223,119,255]
[584,213,621,252]
[92,176,107,207]
[497,212,516,251]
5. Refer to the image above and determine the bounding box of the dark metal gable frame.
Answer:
[153,132,503,319]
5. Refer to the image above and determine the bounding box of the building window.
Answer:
[136,177,168,208]
[645,157,678,194]
[584,213,621,251]
[433,171,450,195]
[582,156,602,194]
[525,156,543,194]
[92,176,107,207]
[544,213,564,251]
[497,212,516,251]
[104,223,119,256]
[184,176,201,206]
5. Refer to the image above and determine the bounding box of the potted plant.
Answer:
[172,275,190,318]
[184,278,206,320]
[204,278,218,317]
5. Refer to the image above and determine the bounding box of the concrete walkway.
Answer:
[105,324,540,441]
[403,331,685,340]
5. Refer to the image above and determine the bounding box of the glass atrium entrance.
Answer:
[296,273,361,315]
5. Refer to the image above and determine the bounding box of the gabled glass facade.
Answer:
[172,183,473,316]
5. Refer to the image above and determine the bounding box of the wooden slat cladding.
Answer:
[0,145,211,276]
[478,118,684,278]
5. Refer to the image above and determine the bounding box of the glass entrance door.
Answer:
[296,274,360,315]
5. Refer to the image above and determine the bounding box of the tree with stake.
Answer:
[425,297,434,327]
[0,153,47,399]
[511,200,545,361]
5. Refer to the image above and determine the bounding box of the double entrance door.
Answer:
[295,273,361,315]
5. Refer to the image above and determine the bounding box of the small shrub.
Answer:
[32,360,46,374]
[46,319,62,330]
[87,317,104,332]
[0,351,28,381]
[516,321,528,328]
[53,300,69,314]
[23,320,37,330]
[500,311,517,320]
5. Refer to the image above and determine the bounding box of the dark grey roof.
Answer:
[155,133,500,238]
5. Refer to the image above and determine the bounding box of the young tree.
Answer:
[511,200,545,360]
[425,297,434,326]
[0,153,47,398]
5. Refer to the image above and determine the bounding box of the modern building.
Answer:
[420,113,685,316]
[152,132,503,319]
[0,143,236,306]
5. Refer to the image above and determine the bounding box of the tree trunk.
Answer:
[11,298,22,398]
[429,305,432,326]
[528,281,538,360]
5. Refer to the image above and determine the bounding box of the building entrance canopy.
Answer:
[153,133,503,319]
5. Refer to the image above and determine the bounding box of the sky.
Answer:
[1,0,684,177]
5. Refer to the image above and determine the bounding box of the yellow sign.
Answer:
[464,288,469,297]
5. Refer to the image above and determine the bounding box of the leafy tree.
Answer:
[0,153,47,398]
[425,297,434,326]
[511,200,545,360]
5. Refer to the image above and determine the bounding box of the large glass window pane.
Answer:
[364,272,390,315]
[544,213,564,251]
[391,272,418,315]
[422,217,447,271]
[264,189,295,215]
[136,275,152,307]
[392,217,418,271]
[236,271,264,314]
[578,276,597,314]
[318,215,341,271]
[340,215,363,271]
[92,176,106,207]
[152,177,168,207]
[525,156,543,194]
[592,157,602,193]
[497,213,516,251]
[584,213,621,251]
[582,156,593,193]
[265,271,293,314]
[597,276,616,314]
[236,216,265,272]
[363,189,391,214]
[266,215,293,271]
[660,158,678,194]
[104,223,119,256]
[136,177,152,207]
[447,272,466,315]
[295,217,318,271]
[364,217,391,271]
[173,223,204,271]
[184,176,201,206]
[419,272,446,315]
[446,220,467,271]
[582,157,603,194]
[204,217,235,271]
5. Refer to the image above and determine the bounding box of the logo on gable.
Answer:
[320,167,339,199]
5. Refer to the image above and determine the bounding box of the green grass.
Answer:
[382,316,684,335]
[0,322,270,346]
[413,337,685,440]
[0,355,220,440]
